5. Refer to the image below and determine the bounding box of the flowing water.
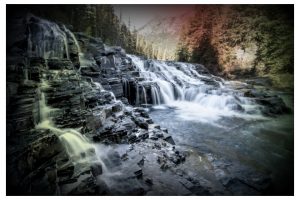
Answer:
[27,15,109,167]
[36,79,100,164]
[128,54,294,194]
[26,14,69,59]
[128,54,263,122]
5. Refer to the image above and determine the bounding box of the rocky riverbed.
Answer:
[6,13,293,195]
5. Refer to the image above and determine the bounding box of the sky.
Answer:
[113,5,195,30]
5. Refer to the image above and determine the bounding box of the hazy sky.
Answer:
[113,5,194,30]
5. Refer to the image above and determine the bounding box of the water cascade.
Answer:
[26,14,69,59]
[62,25,86,70]
[142,85,148,105]
[151,84,161,105]
[128,54,261,121]
[25,18,107,165]
[36,79,99,164]
[122,78,130,98]
[135,83,140,106]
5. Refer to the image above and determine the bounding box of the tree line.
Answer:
[17,5,137,54]
[176,5,294,81]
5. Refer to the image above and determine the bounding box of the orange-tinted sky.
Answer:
[113,5,195,30]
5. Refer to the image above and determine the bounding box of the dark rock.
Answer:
[164,135,176,145]
[58,177,78,185]
[47,59,74,70]
[57,165,74,177]
[112,102,123,113]
[149,132,158,140]
[257,96,291,115]
[127,134,137,143]
[145,178,153,186]
[69,176,100,195]
[161,128,168,133]
[134,169,143,179]
[90,163,103,177]
[121,153,128,161]
[137,131,149,140]
[137,157,145,167]
[135,117,149,130]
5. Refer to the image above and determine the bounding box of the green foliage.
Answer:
[177,5,294,80]
[176,45,190,62]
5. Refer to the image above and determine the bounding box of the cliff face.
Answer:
[6,13,185,195]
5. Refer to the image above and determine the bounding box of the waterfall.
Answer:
[142,86,147,105]
[36,79,106,165]
[26,14,69,59]
[122,78,129,98]
[151,85,161,105]
[62,25,86,71]
[135,84,140,106]
[128,54,262,120]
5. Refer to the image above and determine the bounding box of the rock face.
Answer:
[7,13,286,196]
[6,13,181,196]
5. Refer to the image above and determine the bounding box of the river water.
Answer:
[126,55,294,195]
[149,93,293,195]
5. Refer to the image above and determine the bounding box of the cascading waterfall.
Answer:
[151,84,161,105]
[63,26,118,105]
[26,17,108,167]
[62,25,86,70]
[26,14,69,59]
[122,78,129,98]
[135,83,141,106]
[128,54,262,121]
[142,86,148,105]
[36,79,107,166]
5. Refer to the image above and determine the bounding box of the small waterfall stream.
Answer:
[36,79,102,164]
[26,15,108,168]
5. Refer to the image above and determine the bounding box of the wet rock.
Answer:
[90,163,103,177]
[137,130,149,140]
[134,117,149,130]
[134,169,143,179]
[128,187,146,195]
[149,132,158,140]
[145,178,153,186]
[224,178,260,195]
[161,128,168,133]
[57,165,74,177]
[58,177,78,185]
[148,124,160,129]
[68,176,100,195]
[257,96,291,115]
[137,157,145,167]
[127,133,138,143]
[156,131,164,138]
[121,153,128,161]
[153,143,161,150]
[112,102,123,113]
[47,59,74,70]
[145,118,154,124]
[164,135,176,145]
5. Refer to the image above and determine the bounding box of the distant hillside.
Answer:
[136,12,193,60]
